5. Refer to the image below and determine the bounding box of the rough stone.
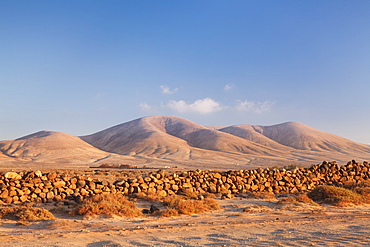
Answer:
[4,172,22,180]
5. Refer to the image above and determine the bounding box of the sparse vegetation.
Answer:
[277,193,318,206]
[242,205,272,213]
[295,193,316,204]
[135,191,167,201]
[270,164,303,171]
[160,208,179,217]
[162,195,221,216]
[73,194,142,217]
[343,180,370,197]
[203,193,216,199]
[96,164,139,169]
[277,197,298,205]
[308,185,370,206]
[0,203,55,223]
[177,188,198,199]
[246,192,276,200]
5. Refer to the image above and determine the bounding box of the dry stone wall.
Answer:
[1,160,369,204]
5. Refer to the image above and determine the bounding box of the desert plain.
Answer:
[0,190,370,247]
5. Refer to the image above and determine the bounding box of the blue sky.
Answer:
[1,1,370,143]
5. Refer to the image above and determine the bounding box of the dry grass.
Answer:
[162,195,221,216]
[135,191,165,202]
[277,197,298,205]
[73,194,142,217]
[203,193,217,199]
[277,193,317,206]
[178,189,198,199]
[0,203,55,223]
[295,193,316,204]
[243,205,272,213]
[248,192,276,200]
[160,208,179,217]
[308,185,369,206]
[343,181,370,197]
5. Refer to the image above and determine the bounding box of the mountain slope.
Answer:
[80,116,288,158]
[80,117,193,159]
[0,131,111,163]
[219,125,293,151]
[260,122,370,154]
[1,116,369,169]
[219,122,370,155]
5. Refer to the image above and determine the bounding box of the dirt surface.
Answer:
[1,197,370,246]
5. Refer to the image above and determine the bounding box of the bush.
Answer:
[276,193,317,206]
[160,208,179,217]
[135,191,163,202]
[0,204,55,222]
[295,193,316,204]
[343,181,370,198]
[73,194,142,217]
[276,197,297,205]
[177,188,198,199]
[162,195,221,215]
[308,185,367,206]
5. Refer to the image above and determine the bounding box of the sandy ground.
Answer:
[1,197,370,247]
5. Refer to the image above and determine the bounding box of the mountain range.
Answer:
[1,116,369,169]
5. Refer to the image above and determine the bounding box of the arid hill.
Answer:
[0,131,112,163]
[80,116,370,168]
[1,116,369,169]
[218,125,293,150]
[80,116,286,158]
[0,131,146,167]
[219,121,370,154]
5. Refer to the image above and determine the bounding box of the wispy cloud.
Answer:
[165,98,224,114]
[138,102,153,112]
[236,100,274,113]
[139,98,274,115]
[160,85,178,94]
[224,83,235,91]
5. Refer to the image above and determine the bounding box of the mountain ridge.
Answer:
[1,116,369,169]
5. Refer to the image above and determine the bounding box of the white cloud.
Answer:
[165,98,224,114]
[140,98,274,115]
[236,100,274,113]
[138,102,152,112]
[160,85,178,94]
[224,83,235,91]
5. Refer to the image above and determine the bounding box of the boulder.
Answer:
[4,172,22,180]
